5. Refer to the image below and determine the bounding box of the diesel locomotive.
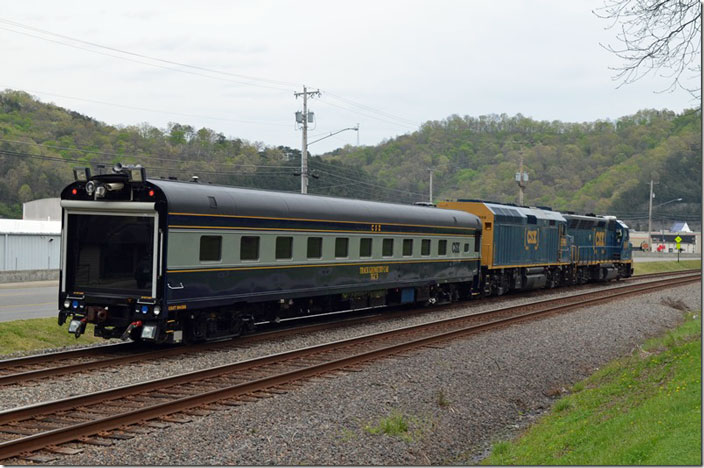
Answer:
[58,165,632,344]
[58,165,481,344]
[437,200,633,296]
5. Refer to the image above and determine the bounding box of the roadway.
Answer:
[0,280,58,322]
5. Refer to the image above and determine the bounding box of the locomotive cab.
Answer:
[58,165,172,343]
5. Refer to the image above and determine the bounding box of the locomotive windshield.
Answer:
[65,214,155,295]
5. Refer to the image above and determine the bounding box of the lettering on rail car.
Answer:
[360,265,389,280]
[595,231,605,247]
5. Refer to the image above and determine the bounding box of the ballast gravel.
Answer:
[3,281,701,465]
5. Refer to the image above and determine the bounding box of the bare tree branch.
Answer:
[594,0,701,100]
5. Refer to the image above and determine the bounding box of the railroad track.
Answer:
[0,268,698,387]
[0,272,698,462]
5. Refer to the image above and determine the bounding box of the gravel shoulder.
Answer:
[6,281,698,465]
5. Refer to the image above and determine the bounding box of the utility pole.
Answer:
[294,86,321,194]
[428,168,433,203]
[647,180,658,252]
[515,151,528,205]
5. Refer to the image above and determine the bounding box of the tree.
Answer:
[595,0,701,99]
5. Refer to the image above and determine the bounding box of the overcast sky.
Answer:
[1,0,699,155]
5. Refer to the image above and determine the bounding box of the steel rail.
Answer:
[0,269,697,385]
[0,273,698,461]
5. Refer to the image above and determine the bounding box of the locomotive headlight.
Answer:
[85,180,96,196]
[153,305,161,316]
[95,185,107,199]
[63,299,71,309]
[141,324,157,340]
[105,182,124,191]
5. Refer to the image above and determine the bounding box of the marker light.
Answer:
[72,300,79,309]
[72,167,91,182]
[71,188,78,195]
[64,300,71,309]
[148,190,155,197]
[153,305,161,316]
[129,167,146,182]
[141,305,149,314]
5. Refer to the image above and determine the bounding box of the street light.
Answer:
[648,197,683,251]
[654,197,683,209]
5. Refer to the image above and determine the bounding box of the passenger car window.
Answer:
[402,239,413,256]
[307,237,322,259]
[200,236,222,262]
[335,238,349,258]
[421,239,431,256]
[438,239,447,256]
[359,238,372,257]
[240,236,260,261]
[275,237,293,259]
[464,243,470,253]
[382,238,394,257]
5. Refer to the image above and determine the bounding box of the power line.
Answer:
[0,138,299,169]
[1,86,292,127]
[0,149,299,178]
[310,167,425,199]
[0,17,424,145]
[323,91,418,126]
[0,18,299,90]
[0,23,293,93]
[316,97,417,130]
[0,17,431,146]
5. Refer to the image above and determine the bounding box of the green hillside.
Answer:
[0,89,700,229]
[0,90,381,218]
[326,110,701,230]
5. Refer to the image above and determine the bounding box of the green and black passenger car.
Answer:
[58,166,481,344]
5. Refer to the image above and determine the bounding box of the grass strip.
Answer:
[0,317,103,355]
[633,259,701,275]
[482,311,702,465]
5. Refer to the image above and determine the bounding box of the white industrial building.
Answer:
[0,218,61,271]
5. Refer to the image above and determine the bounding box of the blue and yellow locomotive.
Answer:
[437,200,633,295]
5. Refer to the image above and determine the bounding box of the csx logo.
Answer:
[595,231,605,247]
[526,230,538,245]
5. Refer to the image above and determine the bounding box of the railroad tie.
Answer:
[46,445,83,455]
[78,437,114,446]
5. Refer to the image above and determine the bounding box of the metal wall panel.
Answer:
[1,234,61,271]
